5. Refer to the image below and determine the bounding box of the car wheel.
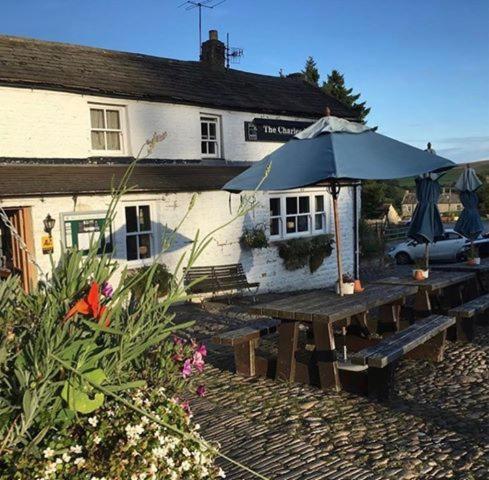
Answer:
[395,252,411,265]
[456,251,467,263]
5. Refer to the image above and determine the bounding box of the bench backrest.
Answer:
[184,263,249,293]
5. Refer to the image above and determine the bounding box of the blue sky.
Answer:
[2,0,488,162]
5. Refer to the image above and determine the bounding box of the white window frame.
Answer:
[269,191,328,240]
[200,114,221,158]
[124,204,155,263]
[89,104,126,155]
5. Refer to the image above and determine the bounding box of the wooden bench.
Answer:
[212,320,280,376]
[351,315,455,400]
[184,263,259,300]
[449,293,489,342]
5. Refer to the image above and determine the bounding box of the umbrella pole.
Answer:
[424,243,430,270]
[332,187,344,296]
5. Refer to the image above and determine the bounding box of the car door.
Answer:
[432,232,466,261]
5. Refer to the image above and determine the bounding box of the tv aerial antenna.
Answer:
[179,0,227,55]
[225,33,243,68]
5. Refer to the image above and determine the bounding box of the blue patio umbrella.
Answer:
[224,115,455,294]
[407,175,444,268]
[454,168,484,241]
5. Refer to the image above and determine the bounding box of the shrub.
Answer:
[359,219,385,258]
[240,226,268,249]
[124,263,173,299]
[278,234,334,272]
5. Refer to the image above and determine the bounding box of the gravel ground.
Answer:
[172,265,489,480]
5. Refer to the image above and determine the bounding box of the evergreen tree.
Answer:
[322,69,370,121]
[302,56,320,86]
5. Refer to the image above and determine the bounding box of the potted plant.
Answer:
[337,273,355,295]
[467,245,481,265]
[413,257,429,280]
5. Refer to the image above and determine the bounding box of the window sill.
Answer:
[268,232,330,245]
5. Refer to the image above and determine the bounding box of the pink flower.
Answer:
[180,400,192,416]
[173,336,185,346]
[196,385,206,397]
[196,344,207,357]
[101,281,113,298]
[192,352,205,373]
[181,359,192,378]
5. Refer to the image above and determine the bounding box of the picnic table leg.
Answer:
[377,303,401,334]
[312,321,340,392]
[368,364,396,401]
[414,290,431,317]
[276,321,299,382]
[234,340,257,376]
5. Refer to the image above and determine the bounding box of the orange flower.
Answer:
[65,282,110,326]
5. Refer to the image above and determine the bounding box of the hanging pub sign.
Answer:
[61,211,113,255]
[244,118,312,143]
[41,235,54,255]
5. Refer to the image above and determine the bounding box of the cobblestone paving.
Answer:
[174,271,489,479]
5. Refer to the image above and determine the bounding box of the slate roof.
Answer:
[0,164,247,198]
[0,35,355,119]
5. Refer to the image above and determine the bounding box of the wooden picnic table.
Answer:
[249,284,417,392]
[431,263,489,294]
[375,271,476,314]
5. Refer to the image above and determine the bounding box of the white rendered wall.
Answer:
[0,188,355,293]
[0,86,314,162]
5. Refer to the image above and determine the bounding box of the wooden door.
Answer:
[0,207,36,292]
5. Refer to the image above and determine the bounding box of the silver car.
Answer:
[388,229,468,264]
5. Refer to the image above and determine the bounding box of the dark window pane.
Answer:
[106,132,121,150]
[270,198,280,216]
[315,214,323,230]
[299,196,310,213]
[209,122,216,138]
[201,142,207,154]
[208,142,216,154]
[270,218,280,236]
[286,216,296,233]
[286,197,297,214]
[315,195,324,212]
[125,207,137,233]
[139,206,151,231]
[139,234,151,259]
[201,122,208,138]
[297,215,309,232]
[126,235,138,260]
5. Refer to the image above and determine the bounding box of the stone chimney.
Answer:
[200,30,225,68]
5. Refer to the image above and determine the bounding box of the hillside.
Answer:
[396,159,489,189]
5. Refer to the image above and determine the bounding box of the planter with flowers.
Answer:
[466,245,481,265]
[240,225,268,249]
[336,273,355,295]
[412,257,429,280]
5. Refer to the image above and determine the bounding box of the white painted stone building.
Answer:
[0,31,359,293]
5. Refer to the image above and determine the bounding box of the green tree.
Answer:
[322,69,370,121]
[302,56,320,85]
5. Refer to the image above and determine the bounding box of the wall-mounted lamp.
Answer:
[43,214,56,237]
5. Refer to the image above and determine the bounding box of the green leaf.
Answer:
[61,368,107,414]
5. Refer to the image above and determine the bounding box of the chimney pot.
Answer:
[200,29,225,68]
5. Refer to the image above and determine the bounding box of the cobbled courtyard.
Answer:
[174,265,489,480]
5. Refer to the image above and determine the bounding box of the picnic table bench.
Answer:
[449,292,489,342]
[184,263,259,299]
[431,263,489,294]
[375,271,476,315]
[351,314,455,399]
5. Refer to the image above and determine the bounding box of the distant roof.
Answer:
[0,164,246,198]
[0,35,355,119]
[402,191,461,205]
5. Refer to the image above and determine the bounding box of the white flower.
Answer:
[62,452,71,462]
[88,416,98,427]
[152,446,166,459]
[181,460,191,472]
[74,457,86,468]
[218,468,226,478]
[166,457,175,468]
[93,434,102,445]
[182,447,191,457]
[44,461,57,475]
[194,423,201,430]
[149,464,157,474]
[43,447,55,459]
[70,444,82,454]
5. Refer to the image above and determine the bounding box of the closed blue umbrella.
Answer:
[407,176,444,269]
[454,168,483,241]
